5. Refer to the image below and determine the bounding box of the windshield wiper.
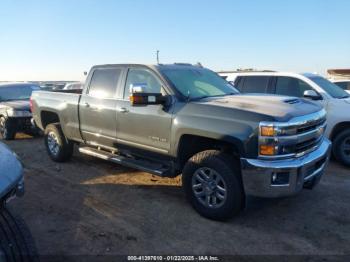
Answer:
[190,93,237,101]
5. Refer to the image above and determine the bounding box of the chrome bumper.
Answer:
[240,139,332,198]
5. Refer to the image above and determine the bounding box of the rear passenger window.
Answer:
[275,77,313,97]
[241,76,270,93]
[88,68,122,98]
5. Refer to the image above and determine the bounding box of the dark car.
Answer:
[0,83,41,140]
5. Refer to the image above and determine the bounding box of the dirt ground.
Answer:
[3,134,350,258]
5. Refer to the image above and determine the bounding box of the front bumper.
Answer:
[240,139,332,198]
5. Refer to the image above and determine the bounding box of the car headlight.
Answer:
[6,109,32,117]
[259,123,280,156]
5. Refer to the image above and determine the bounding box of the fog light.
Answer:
[271,172,290,185]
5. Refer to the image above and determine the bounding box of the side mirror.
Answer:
[129,83,166,106]
[303,90,322,100]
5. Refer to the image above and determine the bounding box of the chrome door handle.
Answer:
[117,107,129,113]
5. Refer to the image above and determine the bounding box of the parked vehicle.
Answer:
[0,143,38,261]
[31,64,331,220]
[0,83,41,140]
[63,82,84,90]
[0,142,24,206]
[331,79,350,94]
[219,71,350,167]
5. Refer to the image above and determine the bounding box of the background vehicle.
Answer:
[0,142,38,261]
[219,71,350,167]
[0,83,41,140]
[31,64,331,220]
[63,82,84,90]
[331,79,350,94]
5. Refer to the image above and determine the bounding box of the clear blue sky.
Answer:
[0,0,349,81]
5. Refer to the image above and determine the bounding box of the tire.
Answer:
[182,150,244,220]
[333,130,350,167]
[0,117,16,140]
[44,123,73,162]
[0,207,39,262]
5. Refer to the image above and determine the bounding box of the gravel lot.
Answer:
[3,134,350,259]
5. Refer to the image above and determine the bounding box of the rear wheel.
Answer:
[44,123,73,162]
[182,150,244,220]
[333,130,350,167]
[0,117,15,140]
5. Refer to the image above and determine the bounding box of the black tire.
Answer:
[44,123,73,162]
[0,117,16,140]
[0,206,39,262]
[182,150,244,220]
[333,130,350,167]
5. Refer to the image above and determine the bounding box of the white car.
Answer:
[219,71,350,166]
[331,79,350,94]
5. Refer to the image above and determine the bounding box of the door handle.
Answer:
[85,102,90,108]
[117,107,129,113]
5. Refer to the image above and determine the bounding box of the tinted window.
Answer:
[124,68,162,99]
[235,77,244,91]
[275,77,313,97]
[241,76,270,93]
[307,76,349,99]
[334,81,350,90]
[0,84,40,101]
[88,68,121,98]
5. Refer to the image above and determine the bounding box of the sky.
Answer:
[0,0,349,81]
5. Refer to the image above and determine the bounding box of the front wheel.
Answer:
[182,150,244,220]
[0,117,15,140]
[44,123,73,162]
[333,130,350,167]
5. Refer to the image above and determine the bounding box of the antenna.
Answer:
[156,50,160,64]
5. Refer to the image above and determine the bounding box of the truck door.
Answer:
[116,67,173,155]
[79,67,124,148]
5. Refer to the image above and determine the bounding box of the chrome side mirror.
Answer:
[130,83,148,94]
[303,90,322,100]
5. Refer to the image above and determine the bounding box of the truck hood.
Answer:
[0,100,30,111]
[195,94,323,122]
[0,143,23,199]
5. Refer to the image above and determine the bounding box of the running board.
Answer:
[79,147,173,177]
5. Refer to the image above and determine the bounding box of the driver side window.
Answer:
[124,68,162,99]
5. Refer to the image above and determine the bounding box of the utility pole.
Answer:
[156,50,160,64]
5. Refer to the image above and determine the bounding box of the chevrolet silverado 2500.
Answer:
[31,64,331,220]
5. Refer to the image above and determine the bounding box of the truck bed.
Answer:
[31,90,83,141]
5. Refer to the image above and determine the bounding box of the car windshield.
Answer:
[308,76,350,99]
[160,67,239,100]
[0,84,40,101]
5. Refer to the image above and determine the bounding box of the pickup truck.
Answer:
[31,64,331,220]
[0,82,41,140]
[219,71,350,167]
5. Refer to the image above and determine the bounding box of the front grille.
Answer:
[259,110,327,159]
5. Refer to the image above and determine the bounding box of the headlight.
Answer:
[259,123,280,156]
[6,109,32,117]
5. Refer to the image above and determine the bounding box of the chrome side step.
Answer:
[79,147,172,177]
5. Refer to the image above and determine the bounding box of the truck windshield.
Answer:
[308,76,350,99]
[0,84,40,101]
[161,67,239,100]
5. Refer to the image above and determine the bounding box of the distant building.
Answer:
[327,69,350,80]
